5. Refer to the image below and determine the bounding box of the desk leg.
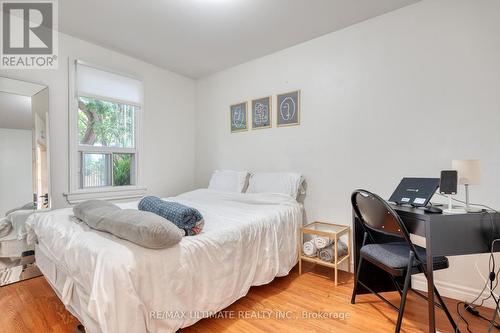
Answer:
[426,240,436,332]
[298,230,302,275]
[334,234,338,286]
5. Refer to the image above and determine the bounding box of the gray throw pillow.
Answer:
[73,200,183,249]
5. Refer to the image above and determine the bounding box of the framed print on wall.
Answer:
[230,102,248,133]
[251,96,272,130]
[277,90,300,127]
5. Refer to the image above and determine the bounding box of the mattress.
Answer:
[27,189,303,333]
[36,243,101,333]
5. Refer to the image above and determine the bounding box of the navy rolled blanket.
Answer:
[138,196,204,236]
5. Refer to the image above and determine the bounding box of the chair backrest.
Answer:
[351,189,411,242]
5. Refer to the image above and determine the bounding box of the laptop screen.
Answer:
[388,177,440,207]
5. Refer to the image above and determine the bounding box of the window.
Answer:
[78,96,137,188]
[67,60,145,202]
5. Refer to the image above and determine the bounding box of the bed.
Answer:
[27,188,303,333]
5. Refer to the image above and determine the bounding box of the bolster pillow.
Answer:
[73,200,183,249]
[138,196,204,236]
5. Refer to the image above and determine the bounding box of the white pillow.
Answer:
[246,172,303,198]
[208,170,249,193]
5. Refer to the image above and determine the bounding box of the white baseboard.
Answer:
[412,275,497,309]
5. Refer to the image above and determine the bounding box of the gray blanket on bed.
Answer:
[73,200,183,249]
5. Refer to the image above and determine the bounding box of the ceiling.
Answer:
[59,0,419,78]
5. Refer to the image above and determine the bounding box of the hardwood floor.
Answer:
[0,263,495,332]
[0,275,79,332]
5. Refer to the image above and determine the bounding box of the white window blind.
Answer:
[76,62,142,105]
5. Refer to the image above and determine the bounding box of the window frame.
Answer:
[66,58,146,204]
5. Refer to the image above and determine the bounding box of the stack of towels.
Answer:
[303,236,348,263]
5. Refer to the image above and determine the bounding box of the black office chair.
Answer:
[350,189,459,333]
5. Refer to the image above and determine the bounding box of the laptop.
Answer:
[388,177,440,207]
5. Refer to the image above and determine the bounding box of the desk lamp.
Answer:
[452,159,481,213]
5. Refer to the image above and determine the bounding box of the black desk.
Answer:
[353,205,500,332]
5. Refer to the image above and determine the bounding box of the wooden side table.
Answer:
[298,221,351,285]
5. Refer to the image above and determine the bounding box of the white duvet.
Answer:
[27,189,302,333]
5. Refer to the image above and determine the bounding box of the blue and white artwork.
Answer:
[251,96,271,129]
[230,102,248,132]
[277,90,300,126]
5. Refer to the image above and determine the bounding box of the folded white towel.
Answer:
[318,240,349,263]
[302,240,318,257]
[319,247,334,262]
[313,236,332,249]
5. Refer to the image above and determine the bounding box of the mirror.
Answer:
[0,77,50,216]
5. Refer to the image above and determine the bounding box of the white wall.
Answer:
[195,0,500,304]
[0,129,33,216]
[0,33,197,209]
